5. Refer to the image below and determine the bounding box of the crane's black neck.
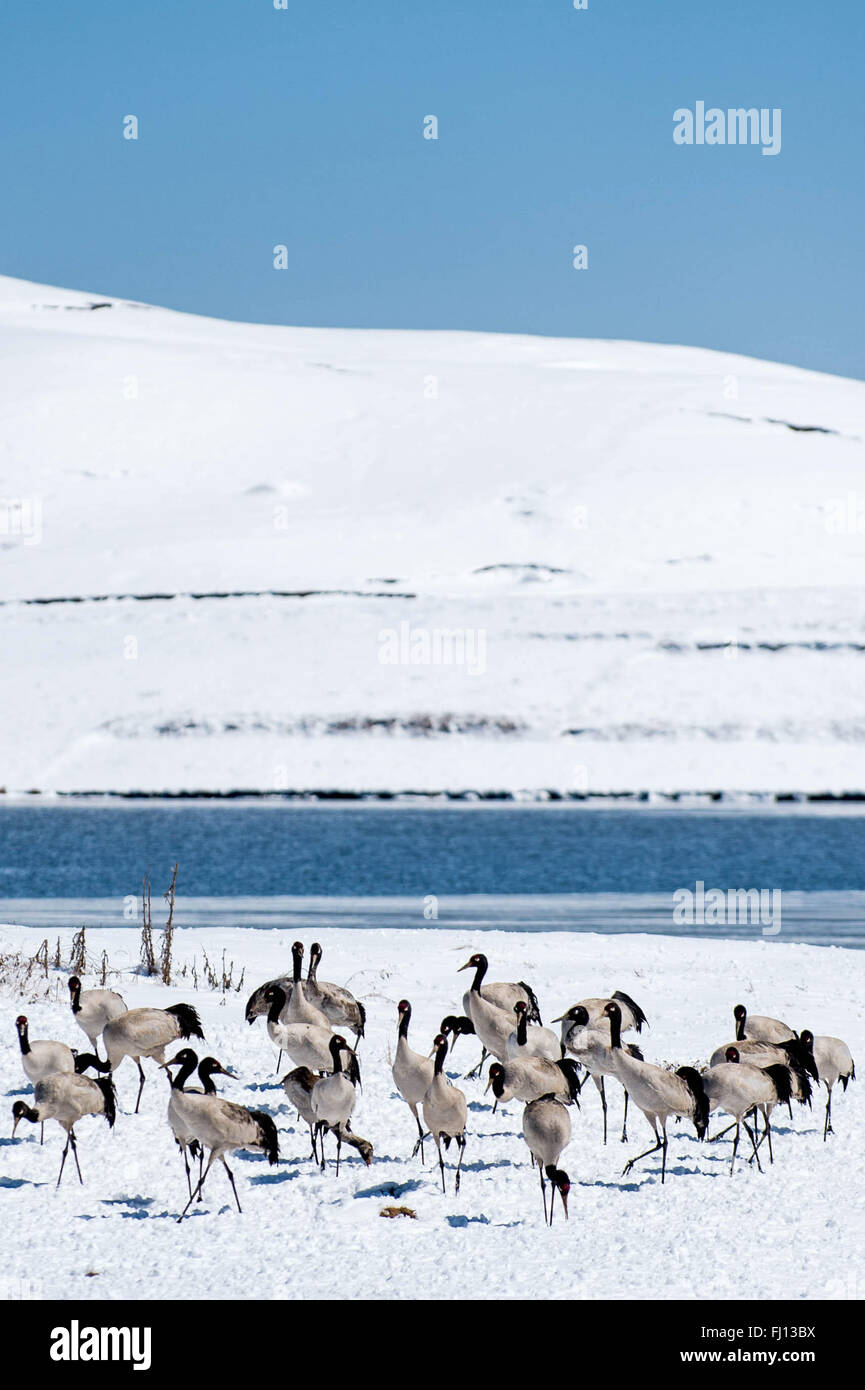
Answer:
[469,957,488,993]
[330,1038,344,1075]
[308,944,321,982]
[70,980,82,1014]
[516,1009,528,1046]
[267,986,287,1024]
[292,944,303,985]
[171,1053,199,1090]
[607,1008,622,1050]
[734,1009,747,1041]
[75,1052,111,1074]
[433,1041,448,1076]
[197,1059,220,1094]
[398,1006,411,1040]
[17,1024,30,1056]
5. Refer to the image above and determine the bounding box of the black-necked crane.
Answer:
[68,976,127,1057]
[506,1001,562,1062]
[283,942,330,1030]
[15,1016,75,1144]
[11,1071,116,1187]
[161,1049,234,1196]
[702,1046,796,1174]
[458,951,542,1022]
[422,1035,468,1194]
[522,1096,571,1226]
[706,1037,814,1146]
[311,1035,359,1174]
[733,1004,795,1044]
[244,971,294,1026]
[177,1086,279,1221]
[259,985,359,1081]
[797,1030,854,1140]
[486,1056,581,1109]
[439,1015,475,1056]
[306,942,366,1043]
[555,989,648,1035]
[281,1066,373,1166]
[75,1002,204,1113]
[392,1000,434,1161]
[552,1004,644,1144]
[242,943,366,1044]
[16,1015,75,1086]
[458,954,521,1077]
[604,1000,708,1184]
[708,1035,817,1123]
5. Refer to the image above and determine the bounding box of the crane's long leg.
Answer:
[410,1107,428,1164]
[593,1075,608,1145]
[744,1120,763,1173]
[134,1058,146,1114]
[40,1123,44,1146]
[622,1121,662,1178]
[275,1049,282,1075]
[729,1122,741,1176]
[621,1089,630,1144]
[454,1133,466,1195]
[317,1122,327,1172]
[335,1131,342,1178]
[660,1122,668,1185]
[56,1131,72,1189]
[764,1112,773,1165]
[464,1047,488,1080]
[222,1158,242,1213]
[434,1135,446,1194]
[69,1131,84,1185]
[538,1160,548,1225]
[178,1148,218,1221]
[823,1085,833,1140]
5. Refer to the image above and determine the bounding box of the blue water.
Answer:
[0,802,863,897]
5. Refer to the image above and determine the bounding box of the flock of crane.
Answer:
[9,941,856,1226]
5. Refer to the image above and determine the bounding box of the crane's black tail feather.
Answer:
[166,1003,205,1041]
[518,982,543,1025]
[250,1111,280,1164]
[676,1066,709,1139]
[613,990,649,1032]
[95,1076,117,1128]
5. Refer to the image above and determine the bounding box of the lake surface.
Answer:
[0,802,863,946]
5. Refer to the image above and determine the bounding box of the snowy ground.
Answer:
[3,274,865,796]
[1,922,861,1301]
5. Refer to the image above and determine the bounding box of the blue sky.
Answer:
[1,1,862,377]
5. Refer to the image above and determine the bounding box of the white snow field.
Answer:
[2,274,865,796]
[1,923,861,1301]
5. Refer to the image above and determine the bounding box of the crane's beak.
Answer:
[560,1189,569,1221]
[550,1014,566,1023]
[457,961,472,972]
[11,1116,20,1138]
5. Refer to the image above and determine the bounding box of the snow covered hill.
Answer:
[2,274,864,795]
